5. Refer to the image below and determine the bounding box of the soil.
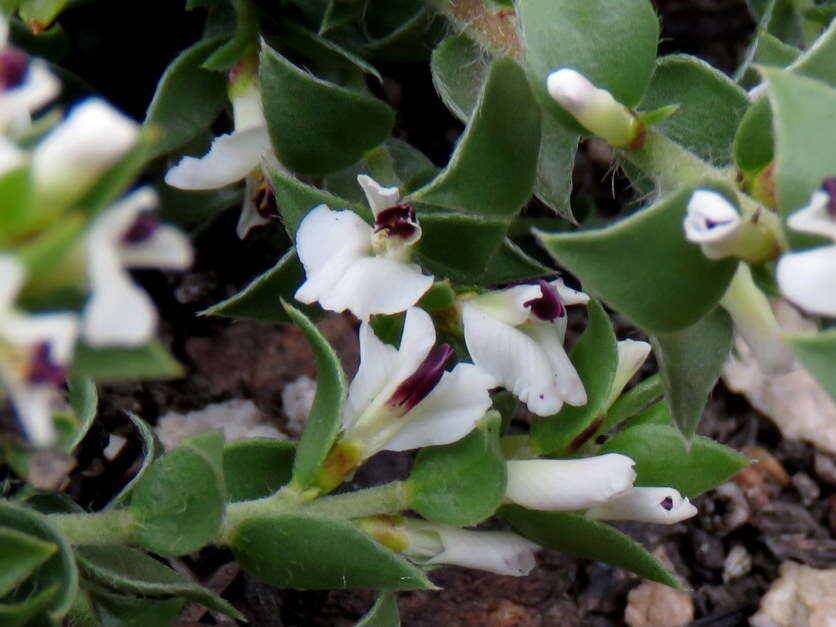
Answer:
[16,0,836,625]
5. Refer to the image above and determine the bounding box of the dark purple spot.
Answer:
[821,177,836,218]
[524,279,565,321]
[28,342,66,385]
[375,204,418,240]
[388,344,454,413]
[0,48,29,90]
[660,496,674,511]
[253,180,278,219]
[122,211,160,244]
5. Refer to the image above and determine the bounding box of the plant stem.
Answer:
[50,509,136,545]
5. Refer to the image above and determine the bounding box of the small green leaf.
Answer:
[599,423,749,496]
[66,376,97,452]
[518,0,659,131]
[534,117,578,221]
[788,330,836,400]
[260,42,395,176]
[75,545,242,620]
[230,512,432,590]
[70,340,184,382]
[88,588,184,627]
[409,58,540,218]
[532,299,618,454]
[409,412,506,526]
[651,308,733,439]
[223,438,296,501]
[157,174,242,233]
[596,373,662,437]
[480,238,553,285]
[284,302,347,490]
[640,54,749,166]
[536,187,738,332]
[130,431,226,556]
[500,505,678,587]
[143,37,229,159]
[19,0,69,31]
[430,33,491,123]
[417,280,456,312]
[0,526,57,597]
[105,413,163,510]
[320,0,364,34]
[0,585,59,627]
[0,165,33,242]
[202,248,318,323]
[357,593,400,627]
[362,2,444,63]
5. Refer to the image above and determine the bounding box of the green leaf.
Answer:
[144,37,229,160]
[408,58,541,218]
[518,0,659,131]
[357,593,400,627]
[532,299,618,455]
[788,330,836,400]
[320,0,364,34]
[765,68,836,215]
[417,280,456,312]
[0,165,33,243]
[599,423,749,496]
[640,54,749,166]
[0,526,57,597]
[409,412,506,526]
[202,248,318,323]
[284,302,347,490]
[596,373,662,437]
[362,2,444,63]
[0,500,78,622]
[480,238,553,285]
[66,376,97,452]
[534,117,579,221]
[500,506,678,587]
[651,308,733,439]
[223,438,296,501]
[88,588,184,627]
[230,512,432,590]
[430,33,491,123]
[0,585,59,627]
[19,0,69,31]
[130,431,226,556]
[70,341,184,382]
[157,181,242,232]
[105,413,163,510]
[536,187,738,332]
[260,42,395,176]
[75,545,242,620]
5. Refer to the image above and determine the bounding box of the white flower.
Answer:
[341,307,493,457]
[684,190,742,260]
[0,256,78,446]
[586,486,698,524]
[504,454,636,511]
[604,339,652,410]
[165,76,279,239]
[82,187,192,347]
[32,98,139,209]
[546,68,641,148]
[0,135,23,175]
[461,278,587,416]
[399,519,539,577]
[0,14,60,133]
[294,176,433,320]
[777,180,836,317]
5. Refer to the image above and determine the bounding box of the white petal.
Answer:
[469,285,541,326]
[586,486,698,524]
[777,246,836,317]
[0,135,25,176]
[522,320,586,407]
[83,263,156,347]
[343,321,400,430]
[0,60,60,132]
[119,226,192,269]
[381,363,494,452]
[505,455,636,511]
[4,312,79,364]
[427,526,539,577]
[547,69,603,117]
[786,190,836,241]
[231,81,267,131]
[33,98,138,205]
[319,256,433,319]
[463,303,572,416]
[295,204,371,281]
[5,381,55,447]
[603,339,651,410]
[357,174,400,215]
[164,126,269,190]
[684,189,742,259]
[551,278,589,306]
[392,306,437,380]
[236,175,271,239]
[0,255,25,312]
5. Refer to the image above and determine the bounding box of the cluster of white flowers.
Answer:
[0,14,191,445]
[291,173,698,576]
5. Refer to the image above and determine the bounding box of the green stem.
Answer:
[50,510,137,546]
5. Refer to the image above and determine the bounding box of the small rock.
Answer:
[750,562,836,627]
[281,375,316,437]
[792,472,821,506]
[624,581,693,627]
[813,453,836,486]
[723,545,752,583]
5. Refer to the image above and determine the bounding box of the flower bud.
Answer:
[586,486,697,524]
[546,68,643,149]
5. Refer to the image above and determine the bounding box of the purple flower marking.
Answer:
[524,279,566,321]
[388,343,454,413]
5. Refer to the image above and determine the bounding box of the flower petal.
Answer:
[393,306,437,380]
[4,312,79,364]
[684,189,742,259]
[603,339,651,410]
[427,526,539,577]
[381,363,494,452]
[505,455,636,511]
[0,135,24,176]
[5,381,55,446]
[236,174,272,239]
[586,486,698,524]
[83,262,157,347]
[786,190,836,242]
[468,285,541,326]
[0,60,60,132]
[521,320,587,407]
[343,321,400,430]
[164,126,270,190]
[357,174,400,215]
[319,256,433,320]
[0,255,25,312]
[777,246,836,318]
[552,278,589,306]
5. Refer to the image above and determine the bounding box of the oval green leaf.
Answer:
[223,438,296,501]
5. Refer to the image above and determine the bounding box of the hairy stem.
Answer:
[428,0,522,59]
[50,509,137,546]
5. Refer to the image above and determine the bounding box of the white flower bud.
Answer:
[586,486,698,524]
[684,190,743,260]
